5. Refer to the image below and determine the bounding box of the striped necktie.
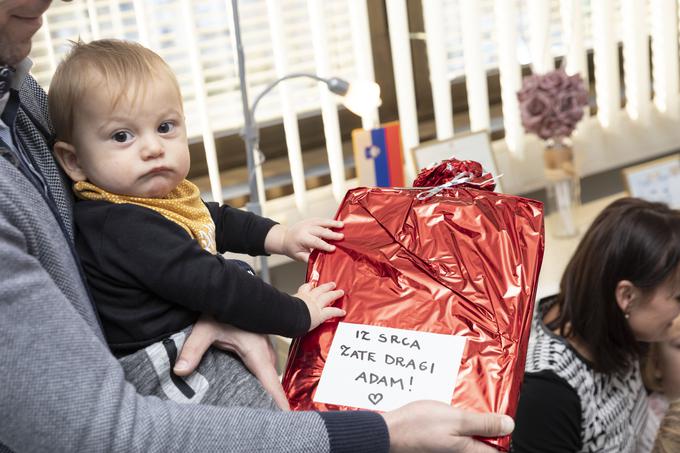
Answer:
[0,66,13,98]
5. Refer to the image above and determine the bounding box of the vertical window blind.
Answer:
[30,0,358,141]
[30,0,667,208]
[441,0,631,80]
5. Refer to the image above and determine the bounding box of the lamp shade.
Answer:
[339,79,382,117]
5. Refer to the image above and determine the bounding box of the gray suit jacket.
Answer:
[0,75,388,452]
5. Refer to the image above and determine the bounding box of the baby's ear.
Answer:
[53,141,87,182]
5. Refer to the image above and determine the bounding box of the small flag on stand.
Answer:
[352,121,405,187]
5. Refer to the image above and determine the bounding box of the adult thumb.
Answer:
[174,323,214,376]
[458,412,515,437]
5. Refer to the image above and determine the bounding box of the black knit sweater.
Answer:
[74,200,310,355]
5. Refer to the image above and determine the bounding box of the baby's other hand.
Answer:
[283,218,344,263]
[295,282,346,331]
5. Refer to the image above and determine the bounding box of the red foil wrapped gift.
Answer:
[283,160,544,451]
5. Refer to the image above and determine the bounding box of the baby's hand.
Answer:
[282,218,344,263]
[295,282,346,331]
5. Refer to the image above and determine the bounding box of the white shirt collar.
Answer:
[12,58,33,90]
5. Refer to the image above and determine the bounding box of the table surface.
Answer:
[535,193,624,300]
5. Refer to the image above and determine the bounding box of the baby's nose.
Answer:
[141,136,164,159]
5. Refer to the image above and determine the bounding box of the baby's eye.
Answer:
[158,121,175,134]
[112,131,133,143]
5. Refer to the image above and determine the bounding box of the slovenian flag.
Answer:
[352,122,405,187]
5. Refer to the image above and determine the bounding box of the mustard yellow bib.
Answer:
[74,180,217,254]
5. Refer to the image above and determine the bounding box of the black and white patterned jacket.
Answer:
[524,299,650,453]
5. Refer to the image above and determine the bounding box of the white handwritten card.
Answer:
[313,323,467,411]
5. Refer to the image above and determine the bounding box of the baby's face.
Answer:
[660,335,680,400]
[70,75,190,198]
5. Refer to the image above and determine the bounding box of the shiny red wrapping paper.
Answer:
[283,179,544,451]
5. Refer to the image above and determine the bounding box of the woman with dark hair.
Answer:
[511,197,680,453]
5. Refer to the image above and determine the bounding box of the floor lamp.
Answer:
[230,0,381,282]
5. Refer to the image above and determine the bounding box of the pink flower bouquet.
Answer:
[517,68,589,141]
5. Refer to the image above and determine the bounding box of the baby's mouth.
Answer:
[146,166,172,176]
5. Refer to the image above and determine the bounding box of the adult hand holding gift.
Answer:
[283,159,544,451]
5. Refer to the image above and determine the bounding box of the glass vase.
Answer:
[543,138,581,238]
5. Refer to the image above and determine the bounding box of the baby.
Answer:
[642,320,680,451]
[48,39,345,408]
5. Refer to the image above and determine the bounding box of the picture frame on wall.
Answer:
[411,130,503,192]
[621,154,680,209]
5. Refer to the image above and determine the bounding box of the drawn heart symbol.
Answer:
[368,393,383,405]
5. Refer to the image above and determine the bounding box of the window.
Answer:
[29,0,359,140]
[440,0,635,80]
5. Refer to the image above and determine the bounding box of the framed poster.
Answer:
[622,154,680,209]
[411,130,502,192]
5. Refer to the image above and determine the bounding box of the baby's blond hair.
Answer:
[653,399,680,453]
[48,39,182,143]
